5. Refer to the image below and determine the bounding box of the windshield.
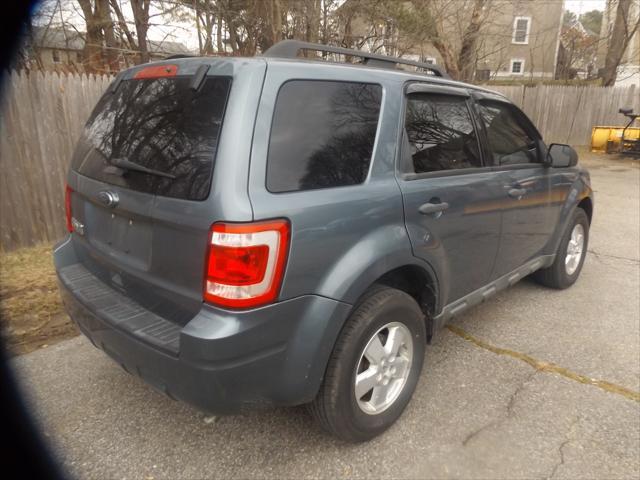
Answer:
[71,75,231,201]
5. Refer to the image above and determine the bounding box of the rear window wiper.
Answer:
[109,157,176,179]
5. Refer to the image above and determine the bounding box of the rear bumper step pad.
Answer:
[58,263,181,354]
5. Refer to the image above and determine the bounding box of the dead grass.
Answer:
[0,244,77,356]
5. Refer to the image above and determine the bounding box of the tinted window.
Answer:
[405,94,481,173]
[477,101,539,165]
[267,81,382,193]
[71,76,231,200]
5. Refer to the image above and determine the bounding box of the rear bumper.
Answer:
[54,237,351,414]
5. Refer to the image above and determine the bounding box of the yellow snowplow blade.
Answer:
[591,126,640,152]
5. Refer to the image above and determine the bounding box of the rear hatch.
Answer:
[66,59,262,326]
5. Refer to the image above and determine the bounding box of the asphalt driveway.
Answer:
[11,152,640,479]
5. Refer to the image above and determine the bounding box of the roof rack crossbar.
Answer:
[263,40,449,78]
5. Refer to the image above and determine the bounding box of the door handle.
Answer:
[507,188,527,198]
[419,201,449,215]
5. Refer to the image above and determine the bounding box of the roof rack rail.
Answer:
[263,40,449,78]
[164,54,195,60]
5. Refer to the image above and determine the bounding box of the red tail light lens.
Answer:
[204,220,290,308]
[65,185,73,232]
[208,244,269,285]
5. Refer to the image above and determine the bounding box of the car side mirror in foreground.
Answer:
[547,143,578,168]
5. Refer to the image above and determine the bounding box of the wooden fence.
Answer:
[0,71,112,251]
[0,71,638,251]
[492,84,639,146]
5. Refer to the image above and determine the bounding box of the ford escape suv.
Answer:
[54,40,593,442]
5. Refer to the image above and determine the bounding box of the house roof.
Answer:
[147,39,193,56]
[33,26,85,51]
[31,26,193,56]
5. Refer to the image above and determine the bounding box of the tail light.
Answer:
[65,185,73,232]
[204,220,290,308]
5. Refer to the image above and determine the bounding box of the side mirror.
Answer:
[547,143,578,168]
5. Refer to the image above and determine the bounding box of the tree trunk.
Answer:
[194,0,203,54]
[98,0,119,72]
[217,16,223,53]
[109,0,138,66]
[305,0,321,43]
[130,0,151,64]
[272,0,282,47]
[457,0,486,82]
[77,0,105,73]
[203,11,215,54]
[432,38,461,80]
[602,0,633,86]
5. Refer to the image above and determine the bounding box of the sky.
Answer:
[564,0,607,14]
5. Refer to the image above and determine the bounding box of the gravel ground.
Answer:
[10,151,640,479]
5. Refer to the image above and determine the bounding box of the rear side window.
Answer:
[71,76,231,200]
[405,94,481,173]
[477,100,539,165]
[266,80,382,193]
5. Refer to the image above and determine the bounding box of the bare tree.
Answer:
[110,0,138,55]
[557,15,598,80]
[456,0,488,81]
[331,0,494,81]
[77,0,109,72]
[130,0,152,63]
[601,0,640,86]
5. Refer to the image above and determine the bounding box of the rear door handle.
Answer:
[419,201,449,215]
[507,188,527,198]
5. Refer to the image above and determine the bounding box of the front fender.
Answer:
[548,169,593,255]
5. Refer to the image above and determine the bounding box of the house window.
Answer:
[76,52,82,63]
[512,16,531,44]
[52,49,60,63]
[476,69,491,81]
[510,59,525,74]
[424,57,437,65]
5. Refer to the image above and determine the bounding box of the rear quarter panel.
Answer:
[248,62,426,304]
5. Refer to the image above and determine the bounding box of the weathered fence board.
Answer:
[0,71,112,251]
[492,84,640,145]
[0,71,638,251]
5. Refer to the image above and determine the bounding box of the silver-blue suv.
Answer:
[55,41,593,442]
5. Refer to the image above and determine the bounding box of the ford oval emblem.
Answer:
[97,190,119,208]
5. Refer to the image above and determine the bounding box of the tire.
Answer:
[533,208,589,289]
[309,285,426,442]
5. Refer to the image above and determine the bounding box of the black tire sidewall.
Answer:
[556,208,590,287]
[331,290,426,440]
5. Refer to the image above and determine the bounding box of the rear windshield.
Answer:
[71,76,231,200]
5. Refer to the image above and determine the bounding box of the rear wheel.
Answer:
[309,286,426,442]
[533,208,589,289]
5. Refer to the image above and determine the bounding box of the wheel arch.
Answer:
[353,262,440,341]
[577,196,593,224]
[548,180,593,256]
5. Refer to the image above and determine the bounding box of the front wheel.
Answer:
[533,208,589,289]
[308,286,426,442]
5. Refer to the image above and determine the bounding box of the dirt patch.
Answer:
[0,244,78,356]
